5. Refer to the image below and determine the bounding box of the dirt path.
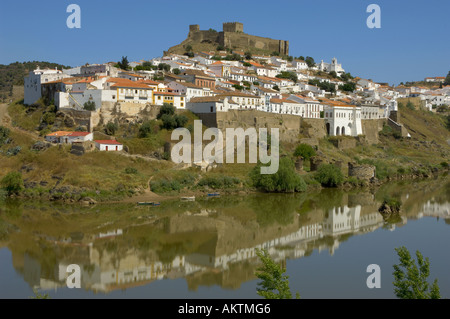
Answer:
[0,103,7,125]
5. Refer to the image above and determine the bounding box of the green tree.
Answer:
[339,82,356,92]
[185,45,193,52]
[293,143,316,161]
[1,171,23,196]
[250,157,307,193]
[272,85,280,91]
[83,100,96,111]
[158,63,171,72]
[305,56,315,68]
[138,120,154,138]
[105,121,118,135]
[160,114,177,130]
[276,71,298,83]
[255,248,300,299]
[173,68,180,75]
[444,71,450,86]
[157,103,175,119]
[393,246,440,299]
[315,164,344,187]
[117,56,129,70]
[244,51,252,60]
[271,51,280,56]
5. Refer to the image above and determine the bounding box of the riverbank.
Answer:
[1,92,449,205]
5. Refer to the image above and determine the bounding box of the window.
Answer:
[112,95,116,99]
[158,96,161,100]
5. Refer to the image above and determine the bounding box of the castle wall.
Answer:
[222,32,289,55]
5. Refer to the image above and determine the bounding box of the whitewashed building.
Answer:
[24,67,68,105]
[317,58,345,75]
[95,140,123,151]
[323,103,362,136]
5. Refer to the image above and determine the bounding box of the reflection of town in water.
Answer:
[2,178,449,294]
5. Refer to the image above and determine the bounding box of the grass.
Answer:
[8,99,44,131]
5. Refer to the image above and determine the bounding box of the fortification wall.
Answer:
[361,119,382,144]
[222,32,289,55]
[99,102,159,125]
[188,30,220,44]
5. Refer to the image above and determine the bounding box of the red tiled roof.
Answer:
[68,132,91,137]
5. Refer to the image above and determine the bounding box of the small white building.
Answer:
[323,103,362,136]
[63,132,94,144]
[317,58,345,75]
[95,140,123,151]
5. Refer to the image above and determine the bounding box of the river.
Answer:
[0,175,449,299]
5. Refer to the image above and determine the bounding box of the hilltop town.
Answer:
[1,22,449,202]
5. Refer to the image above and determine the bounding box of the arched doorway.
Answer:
[336,126,340,136]
[326,123,330,135]
[341,126,345,135]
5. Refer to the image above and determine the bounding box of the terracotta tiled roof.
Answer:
[68,132,91,137]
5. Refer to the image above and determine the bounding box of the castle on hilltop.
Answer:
[166,22,289,56]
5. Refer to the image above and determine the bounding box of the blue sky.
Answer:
[0,0,448,85]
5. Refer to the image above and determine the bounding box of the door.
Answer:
[106,146,108,151]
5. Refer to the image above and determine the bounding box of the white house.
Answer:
[291,59,308,70]
[167,81,209,102]
[317,58,345,75]
[323,103,362,136]
[24,67,68,105]
[95,140,123,151]
[287,95,322,118]
[63,132,94,144]
[45,131,72,143]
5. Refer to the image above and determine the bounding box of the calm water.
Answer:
[0,176,449,299]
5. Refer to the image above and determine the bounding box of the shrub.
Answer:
[138,120,153,138]
[42,112,55,125]
[406,101,415,110]
[250,157,307,192]
[440,162,449,169]
[83,101,96,111]
[314,164,344,187]
[0,126,10,145]
[293,144,316,161]
[197,175,240,189]
[1,172,24,195]
[6,146,21,156]
[105,121,118,135]
[124,167,138,174]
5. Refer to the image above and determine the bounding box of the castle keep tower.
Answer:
[223,22,244,33]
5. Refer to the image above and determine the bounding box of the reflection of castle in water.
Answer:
[20,195,448,293]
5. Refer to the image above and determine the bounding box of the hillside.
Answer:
[0,89,449,203]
